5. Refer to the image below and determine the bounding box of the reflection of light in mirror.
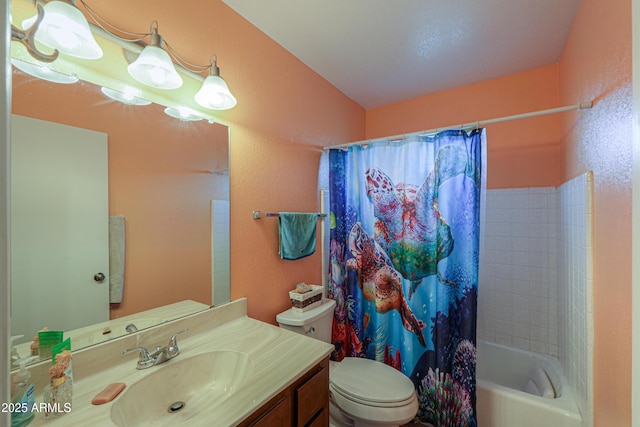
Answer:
[101,87,152,106]
[11,58,79,84]
[164,107,204,122]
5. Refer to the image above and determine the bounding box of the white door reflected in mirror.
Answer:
[11,115,109,344]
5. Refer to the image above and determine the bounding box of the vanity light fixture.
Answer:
[164,107,204,122]
[100,87,151,106]
[11,58,79,84]
[194,58,237,110]
[21,0,103,60]
[127,23,183,90]
[13,0,238,116]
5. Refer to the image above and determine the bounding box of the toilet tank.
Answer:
[276,298,336,343]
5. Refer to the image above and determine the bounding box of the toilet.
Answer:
[277,298,419,427]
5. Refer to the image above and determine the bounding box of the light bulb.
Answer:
[22,1,103,60]
[127,40,182,89]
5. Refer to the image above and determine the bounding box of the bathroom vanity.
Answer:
[14,298,333,426]
[238,358,329,426]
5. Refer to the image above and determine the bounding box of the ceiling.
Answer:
[222,0,582,110]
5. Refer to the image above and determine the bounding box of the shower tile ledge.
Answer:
[21,298,334,426]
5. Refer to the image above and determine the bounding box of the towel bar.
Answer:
[252,211,327,220]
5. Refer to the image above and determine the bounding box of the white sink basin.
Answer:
[110,350,255,427]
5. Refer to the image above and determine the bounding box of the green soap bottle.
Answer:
[11,356,38,427]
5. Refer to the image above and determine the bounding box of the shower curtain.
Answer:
[328,129,485,426]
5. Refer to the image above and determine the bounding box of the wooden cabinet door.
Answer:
[295,365,329,426]
[251,396,292,427]
[305,409,329,427]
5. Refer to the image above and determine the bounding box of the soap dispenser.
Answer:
[11,356,38,427]
[10,335,24,369]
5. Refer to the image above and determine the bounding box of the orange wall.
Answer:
[366,64,562,189]
[368,0,634,423]
[214,4,366,323]
[12,1,365,326]
[85,2,634,424]
[19,11,634,424]
[79,0,367,324]
[559,0,633,424]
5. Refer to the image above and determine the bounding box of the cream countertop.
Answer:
[17,298,334,426]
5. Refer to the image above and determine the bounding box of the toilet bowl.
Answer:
[276,298,419,427]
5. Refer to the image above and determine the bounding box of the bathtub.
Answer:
[476,341,582,427]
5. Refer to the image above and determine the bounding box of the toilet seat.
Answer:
[330,383,417,408]
[328,357,419,425]
[330,384,419,425]
[330,357,416,406]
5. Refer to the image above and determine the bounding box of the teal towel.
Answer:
[278,212,317,260]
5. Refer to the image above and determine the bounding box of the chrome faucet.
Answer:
[125,323,139,333]
[123,328,188,370]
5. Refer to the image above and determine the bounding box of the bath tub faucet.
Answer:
[123,328,188,369]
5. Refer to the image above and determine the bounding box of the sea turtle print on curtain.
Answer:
[328,129,484,426]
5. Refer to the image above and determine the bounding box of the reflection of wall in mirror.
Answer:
[212,200,230,306]
[11,71,230,320]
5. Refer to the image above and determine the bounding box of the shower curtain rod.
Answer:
[323,101,594,150]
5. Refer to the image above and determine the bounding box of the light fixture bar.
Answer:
[12,1,235,120]
[89,24,207,83]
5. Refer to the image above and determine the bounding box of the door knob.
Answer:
[94,272,106,282]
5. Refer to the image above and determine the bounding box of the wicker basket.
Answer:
[289,284,323,312]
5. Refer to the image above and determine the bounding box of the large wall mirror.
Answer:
[10,58,230,364]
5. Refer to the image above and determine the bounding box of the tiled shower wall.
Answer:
[477,173,593,426]
[478,187,560,355]
[558,172,594,427]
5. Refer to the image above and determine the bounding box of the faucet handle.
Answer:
[167,328,189,357]
[123,346,150,360]
[123,346,155,369]
[169,328,188,345]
